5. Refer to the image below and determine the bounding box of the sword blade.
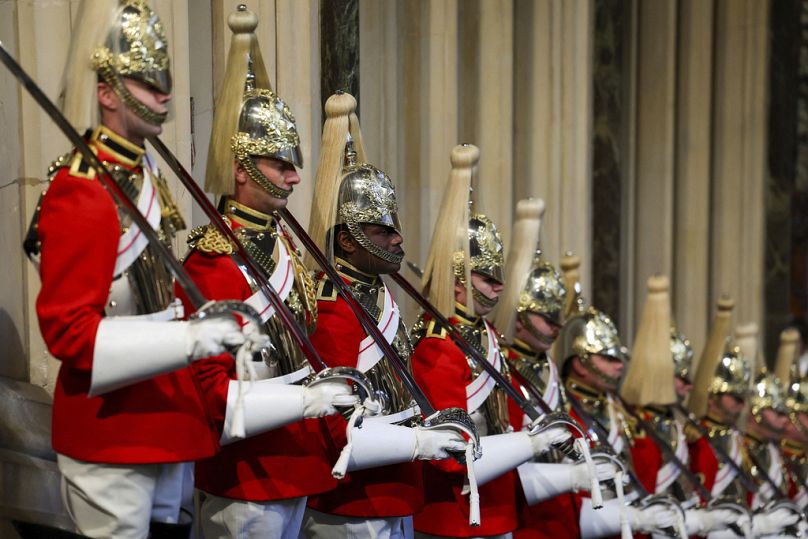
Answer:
[147,135,330,373]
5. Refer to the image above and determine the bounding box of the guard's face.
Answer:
[236,157,300,213]
[674,376,693,400]
[759,407,789,438]
[589,353,624,392]
[718,393,745,422]
[517,312,561,352]
[121,77,170,138]
[470,272,503,316]
[358,223,405,274]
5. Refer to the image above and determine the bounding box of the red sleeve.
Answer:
[36,172,119,371]
[411,336,471,474]
[176,249,253,432]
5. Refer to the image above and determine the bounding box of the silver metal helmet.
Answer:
[92,0,172,125]
[556,306,629,387]
[749,370,788,417]
[336,143,403,265]
[518,259,567,327]
[670,327,694,383]
[452,214,505,309]
[707,346,751,399]
[229,75,303,200]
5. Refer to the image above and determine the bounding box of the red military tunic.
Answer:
[504,343,581,539]
[687,415,748,504]
[306,260,423,518]
[177,205,335,501]
[411,308,518,537]
[36,125,217,464]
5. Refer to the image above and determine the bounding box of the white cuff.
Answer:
[472,432,535,487]
[220,380,305,444]
[90,319,189,396]
[344,422,418,472]
[517,462,575,505]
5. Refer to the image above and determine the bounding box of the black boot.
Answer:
[148,520,192,539]
[12,520,89,539]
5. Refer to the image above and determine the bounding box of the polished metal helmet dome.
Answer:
[335,145,402,264]
[707,346,751,399]
[92,0,172,125]
[460,214,505,283]
[556,306,628,386]
[750,370,788,417]
[786,376,808,415]
[670,327,694,383]
[231,88,302,169]
[452,214,505,308]
[517,260,567,327]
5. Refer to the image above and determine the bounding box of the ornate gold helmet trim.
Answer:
[670,326,694,383]
[556,306,628,387]
[706,346,751,399]
[91,0,172,126]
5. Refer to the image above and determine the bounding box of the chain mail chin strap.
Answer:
[345,220,404,265]
[95,62,168,126]
[518,311,555,346]
[239,156,293,199]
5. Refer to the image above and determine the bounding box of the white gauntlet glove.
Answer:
[752,507,801,537]
[629,503,678,534]
[187,317,247,359]
[302,381,358,418]
[413,427,466,460]
[684,508,738,535]
[529,426,573,456]
[571,460,619,491]
[91,316,250,395]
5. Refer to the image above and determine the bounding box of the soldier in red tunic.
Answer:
[410,144,574,539]
[556,301,682,537]
[28,1,263,537]
[299,92,465,539]
[491,198,616,539]
[176,7,357,538]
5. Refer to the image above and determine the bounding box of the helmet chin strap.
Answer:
[471,286,498,309]
[580,354,621,390]
[94,58,168,126]
[518,311,555,346]
[345,220,403,265]
[239,156,292,199]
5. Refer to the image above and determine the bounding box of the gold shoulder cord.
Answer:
[187,224,234,255]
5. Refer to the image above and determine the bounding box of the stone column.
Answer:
[710,0,769,332]
[674,0,715,355]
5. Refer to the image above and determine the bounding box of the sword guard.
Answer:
[305,366,379,419]
[422,407,481,463]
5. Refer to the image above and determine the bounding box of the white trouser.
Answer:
[58,454,192,539]
[198,491,306,539]
[301,508,409,539]
[414,533,512,539]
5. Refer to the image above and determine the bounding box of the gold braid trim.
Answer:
[187,224,234,255]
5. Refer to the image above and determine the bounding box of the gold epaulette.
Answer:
[316,278,338,302]
[684,420,702,443]
[425,320,448,340]
[187,224,233,255]
[47,152,72,178]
